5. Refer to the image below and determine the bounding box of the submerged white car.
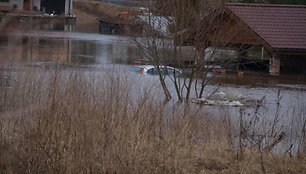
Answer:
[134,65,182,76]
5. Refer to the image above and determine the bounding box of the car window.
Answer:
[133,67,143,73]
[171,69,180,75]
[160,67,168,75]
[147,67,157,75]
[147,67,181,76]
[147,67,166,75]
[165,68,179,75]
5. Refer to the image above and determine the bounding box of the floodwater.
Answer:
[0,31,141,65]
[0,30,305,154]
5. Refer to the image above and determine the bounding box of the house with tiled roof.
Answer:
[224,3,306,75]
[179,3,306,75]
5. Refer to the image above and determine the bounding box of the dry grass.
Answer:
[0,67,305,173]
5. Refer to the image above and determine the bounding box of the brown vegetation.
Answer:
[0,67,305,173]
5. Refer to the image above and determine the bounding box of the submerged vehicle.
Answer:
[134,65,182,76]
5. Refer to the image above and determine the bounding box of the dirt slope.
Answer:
[73,8,99,33]
[74,0,139,18]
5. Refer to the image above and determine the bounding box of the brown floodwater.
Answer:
[0,30,305,154]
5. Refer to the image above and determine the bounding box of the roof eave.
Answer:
[273,48,306,55]
[223,5,274,54]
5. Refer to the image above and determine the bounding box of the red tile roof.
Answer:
[225,3,306,51]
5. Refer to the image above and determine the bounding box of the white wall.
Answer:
[9,0,23,11]
[9,0,71,14]
[9,0,41,11]
[33,0,40,11]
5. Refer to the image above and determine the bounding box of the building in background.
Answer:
[0,0,10,12]
[7,0,72,16]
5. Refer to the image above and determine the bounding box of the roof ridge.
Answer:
[224,2,306,50]
[226,3,306,8]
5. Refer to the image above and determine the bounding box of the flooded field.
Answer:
[0,30,306,155]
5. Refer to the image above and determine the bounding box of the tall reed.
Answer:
[0,67,305,173]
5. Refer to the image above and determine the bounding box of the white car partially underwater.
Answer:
[134,65,182,76]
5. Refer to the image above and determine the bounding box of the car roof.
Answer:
[136,65,182,73]
[136,65,180,70]
[136,65,156,70]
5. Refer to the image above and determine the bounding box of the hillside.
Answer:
[74,0,139,18]
[73,0,140,33]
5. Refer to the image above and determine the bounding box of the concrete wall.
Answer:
[9,0,39,11]
[9,0,70,13]
[65,0,72,16]
[32,0,40,11]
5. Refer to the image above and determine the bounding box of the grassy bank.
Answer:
[0,67,305,173]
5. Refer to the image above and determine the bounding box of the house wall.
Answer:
[0,2,10,12]
[9,0,23,11]
[9,0,39,11]
[32,0,40,11]
[8,0,72,16]
[281,55,306,73]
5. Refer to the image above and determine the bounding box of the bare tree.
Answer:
[133,0,247,102]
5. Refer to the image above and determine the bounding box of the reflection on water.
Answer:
[1,31,306,90]
[0,31,142,65]
[0,31,306,154]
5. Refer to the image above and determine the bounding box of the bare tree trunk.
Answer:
[132,0,231,102]
[156,66,172,101]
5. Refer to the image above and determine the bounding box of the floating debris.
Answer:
[192,98,244,107]
[193,90,264,107]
